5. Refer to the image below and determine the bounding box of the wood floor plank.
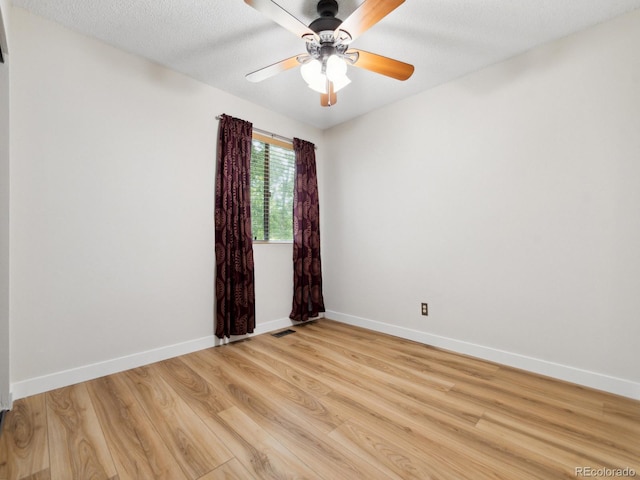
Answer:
[603,398,640,431]
[122,365,233,479]
[156,358,309,480]
[492,367,606,415]
[86,374,188,480]
[155,353,326,479]
[198,458,256,480]
[449,377,640,455]
[292,326,456,392]
[182,348,401,480]
[212,345,345,433]
[218,337,549,478]
[273,335,486,425]
[46,384,118,480]
[2,319,638,479]
[329,418,461,480]
[233,340,334,397]
[253,329,595,478]
[302,322,491,394]
[321,382,556,479]
[288,328,456,395]
[0,395,49,480]
[479,410,640,472]
[149,362,265,479]
[301,337,557,479]
[314,322,640,475]
[16,470,51,480]
[475,417,613,477]
[351,328,503,378]
[216,406,320,479]
[305,320,500,379]
[323,395,496,480]
[152,356,234,416]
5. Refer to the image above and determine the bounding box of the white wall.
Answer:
[323,9,640,398]
[0,0,11,409]
[10,7,323,398]
[10,5,639,401]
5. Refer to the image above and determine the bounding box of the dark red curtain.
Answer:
[290,138,325,321]
[215,114,255,338]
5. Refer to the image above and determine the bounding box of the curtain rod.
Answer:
[215,115,294,145]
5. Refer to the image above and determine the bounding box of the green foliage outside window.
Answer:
[250,139,295,242]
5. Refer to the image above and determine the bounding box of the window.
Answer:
[250,133,295,242]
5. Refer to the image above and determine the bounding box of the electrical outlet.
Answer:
[421,303,428,316]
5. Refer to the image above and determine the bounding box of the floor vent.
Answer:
[272,329,296,338]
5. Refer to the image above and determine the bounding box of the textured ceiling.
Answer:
[12,0,640,129]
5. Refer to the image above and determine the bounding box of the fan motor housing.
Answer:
[309,0,342,34]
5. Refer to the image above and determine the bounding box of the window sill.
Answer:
[252,240,293,245]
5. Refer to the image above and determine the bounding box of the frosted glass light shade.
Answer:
[326,55,347,81]
[332,75,351,92]
[301,60,323,86]
[308,79,328,94]
[300,56,350,94]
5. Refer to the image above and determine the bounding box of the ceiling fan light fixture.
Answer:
[307,74,351,95]
[244,0,414,107]
[331,74,351,92]
[325,54,347,81]
[300,59,323,86]
[308,78,328,94]
[301,56,350,94]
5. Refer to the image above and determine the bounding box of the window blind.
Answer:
[250,133,295,242]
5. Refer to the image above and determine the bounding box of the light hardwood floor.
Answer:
[0,319,638,479]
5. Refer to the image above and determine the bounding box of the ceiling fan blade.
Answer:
[246,54,305,83]
[320,81,337,107]
[244,0,319,41]
[348,49,414,80]
[335,0,405,43]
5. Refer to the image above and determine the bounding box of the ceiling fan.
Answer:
[244,0,414,107]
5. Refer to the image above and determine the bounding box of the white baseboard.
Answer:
[0,391,11,411]
[10,315,321,401]
[326,311,640,400]
[20,311,629,402]
[11,335,218,401]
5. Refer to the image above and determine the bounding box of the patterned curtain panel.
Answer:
[215,115,255,338]
[290,138,326,321]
